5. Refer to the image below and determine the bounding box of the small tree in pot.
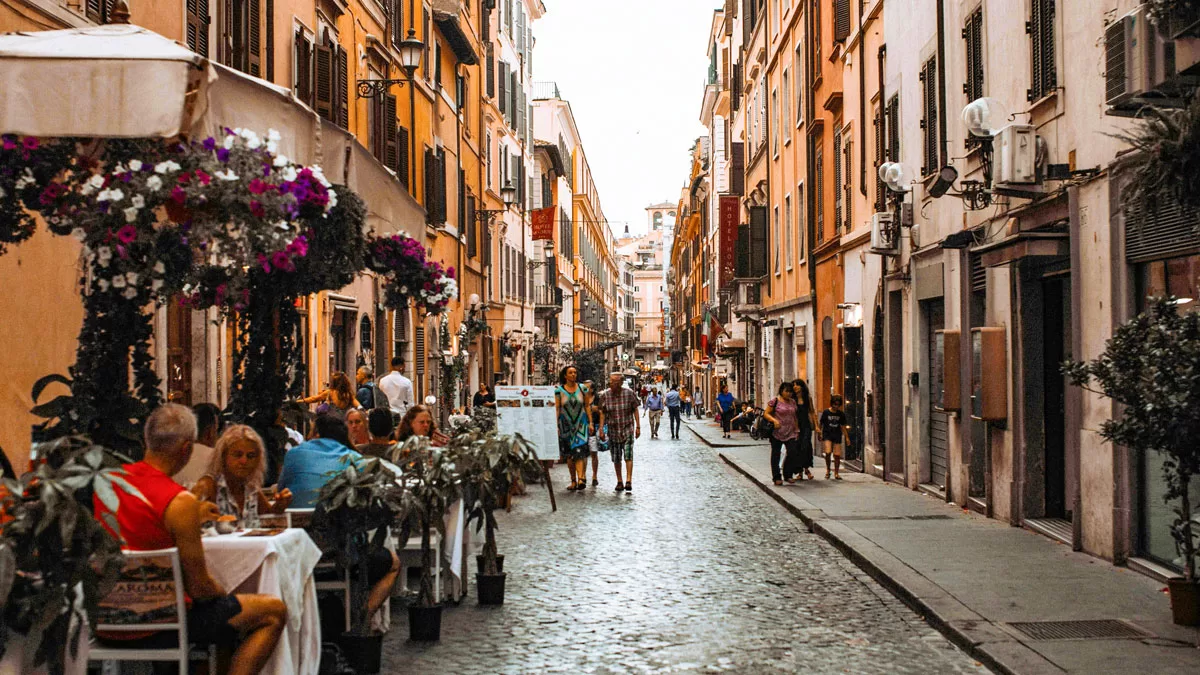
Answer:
[392,438,460,641]
[1065,297,1200,625]
[310,458,405,673]
[451,431,552,605]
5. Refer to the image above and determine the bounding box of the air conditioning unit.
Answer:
[1106,6,1177,108]
[992,124,1039,187]
[870,212,899,256]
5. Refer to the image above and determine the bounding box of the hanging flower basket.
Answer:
[366,232,457,315]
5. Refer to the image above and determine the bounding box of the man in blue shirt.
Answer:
[664,385,683,439]
[644,389,664,439]
[716,383,736,439]
[277,414,366,508]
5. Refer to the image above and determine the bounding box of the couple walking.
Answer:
[556,367,641,492]
[762,380,819,485]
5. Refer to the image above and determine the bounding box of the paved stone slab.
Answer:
[381,426,987,674]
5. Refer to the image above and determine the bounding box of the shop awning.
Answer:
[0,23,425,238]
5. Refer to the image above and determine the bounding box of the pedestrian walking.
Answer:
[680,389,691,417]
[378,357,414,418]
[645,389,664,438]
[792,379,819,481]
[665,385,683,439]
[763,383,802,486]
[819,394,852,480]
[693,386,704,418]
[597,372,642,492]
[715,383,736,439]
[298,371,357,418]
[555,366,592,491]
[472,382,496,411]
[584,380,601,485]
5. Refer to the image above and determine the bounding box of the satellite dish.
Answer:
[879,162,913,193]
[962,97,1009,138]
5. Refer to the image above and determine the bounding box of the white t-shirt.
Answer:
[378,370,414,415]
[172,442,216,489]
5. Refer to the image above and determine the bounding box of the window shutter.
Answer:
[815,148,824,243]
[86,0,104,23]
[415,326,425,376]
[874,105,885,211]
[295,32,312,105]
[391,0,403,50]
[742,0,752,44]
[393,307,408,343]
[467,195,477,258]
[482,209,492,266]
[265,0,274,81]
[834,0,850,42]
[887,95,900,161]
[505,0,514,36]
[314,43,333,120]
[510,72,519,128]
[487,45,496,98]
[384,94,399,170]
[921,57,938,175]
[731,141,745,195]
[398,126,410,188]
[481,2,490,41]
[337,47,349,128]
[186,0,210,56]
[833,128,843,234]
[843,138,853,232]
[964,9,984,103]
[422,8,430,79]
[424,148,437,222]
[731,60,741,112]
[749,206,768,277]
[736,223,750,278]
[438,150,448,223]
[248,0,262,76]
[499,61,508,113]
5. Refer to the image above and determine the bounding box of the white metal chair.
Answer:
[289,507,353,632]
[397,532,442,601]
[88,548,216,672]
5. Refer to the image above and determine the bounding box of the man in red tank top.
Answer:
[95,404,288,675]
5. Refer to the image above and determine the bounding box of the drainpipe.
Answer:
[858,0,867,197]
[1068,185,1083,552]
[935,0,949,167]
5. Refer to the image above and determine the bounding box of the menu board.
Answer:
[495,385,559,460]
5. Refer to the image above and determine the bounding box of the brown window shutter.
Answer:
[265,0,274,81]
[498,62,507,113]
[487,45,495,98]
[86,0,104,23]
[874,106,885,211]
[248,0,262,76]
[834,0,851,42]
[186,0,210,56]
[437,150,448,223]
[833,128,843,234]
[314,43,333,120]
[295,32,312,104]
[815,148,824,243]
[467,196,477,258]
[424,148,437,221]
[843,138,853,232]
[398,126,410,188]
[730,141,745,195]
[385,94,398,169]
[415,326,425,376]
[392,0,404,50]
[337,47,349,128]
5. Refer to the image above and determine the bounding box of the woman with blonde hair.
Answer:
[298,371,357,418]
[192,424,293,528]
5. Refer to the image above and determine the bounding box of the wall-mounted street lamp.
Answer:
[356,30,424,98]
[475,181,517,227]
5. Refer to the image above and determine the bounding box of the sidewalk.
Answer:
[687,416,1200,674]
[680,414,768,448]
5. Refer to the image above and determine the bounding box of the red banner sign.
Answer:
[719,196,739,287]
[531,207,555,241]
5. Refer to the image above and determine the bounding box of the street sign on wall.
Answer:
[719,196,739,287]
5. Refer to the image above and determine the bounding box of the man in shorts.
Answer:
[597,372,642,492]
[818,394,852,480]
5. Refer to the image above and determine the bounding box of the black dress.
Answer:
[795,400,815,470]
[473,391,495,410]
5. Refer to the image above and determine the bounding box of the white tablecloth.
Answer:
[203,529,322,675]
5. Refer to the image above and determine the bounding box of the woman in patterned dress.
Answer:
[192,425,293,528]
[555,365,592,491]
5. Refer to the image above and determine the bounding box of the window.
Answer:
[797,181,806,261]
[485,131,493,191]
[812,0,822,67]
[222,0,262,77]
[815,148,824,244]
[309,32,349,128]
[784,194,793,269]
[782,70,791,145]
[843,133,853,232]
[886,94,900,161]
[795,43,804,125]
[186,0,210,57]
[771,87,780,156]
[964,7,985,103]
[920,56,939,175]
[773,205,781,274]
[833,127,843,235]
[834,0,850,42]
[1028,0,1056,102]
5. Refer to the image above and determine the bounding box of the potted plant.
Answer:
[1065,297,1200,626]
[393,437,461,641]
[0,437,140,675]
[310,458,405,673]
[451,431,551,605]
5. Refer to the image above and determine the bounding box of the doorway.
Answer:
[166,300,192,405]
[821,316,834,408]
[1042,277,1069,520]
[885,290,905,481]
[924,301,949,491]
[843,326,864,467]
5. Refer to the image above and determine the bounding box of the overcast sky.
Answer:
[534,1,715,238]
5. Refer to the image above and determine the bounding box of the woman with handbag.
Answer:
[762,383,801,486]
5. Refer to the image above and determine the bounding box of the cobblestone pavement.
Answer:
[382,426,989,674]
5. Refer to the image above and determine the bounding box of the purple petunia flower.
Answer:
[216,148,231,163]
[115,225,137,244]
[202,137,217,151]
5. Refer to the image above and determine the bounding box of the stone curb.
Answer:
[718,451,1065,675]
[683,419,768,448]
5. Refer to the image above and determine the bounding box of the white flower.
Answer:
[280,167,298,182]
[154,160,181,175]
[97,278,110,292]
[151,278,163,292]
[125,272,139,286]
[70,228,86,242]
[111,274,126,288]
[123,207,139,223]
[97,188,125,203]
[223,135,237,150]
[266,140,279,154]
[14,168,35,190]
[0,186,7,199]
[131,195,145,209]
[145,175,163,192]
[310,165,332,188]
[274,221,290,231]
[113,163,127,174]
[267,129,281,143]
[400,286,408,294]
[245,136,262,150]
[182,283,193,293]
[273,155,290,168]
[128,159,143,172]
[327,190,338,209]
[122,286,138,300]
[82,174,104,195]
[96,247,112,267]
[215,170,239,182]
[153,261,166,275]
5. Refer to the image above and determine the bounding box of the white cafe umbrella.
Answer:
[0,24,212,138]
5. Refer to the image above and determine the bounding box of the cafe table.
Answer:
[202,527,322,675]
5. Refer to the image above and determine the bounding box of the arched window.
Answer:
[360,315,373,353]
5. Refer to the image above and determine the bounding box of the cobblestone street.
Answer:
[383,425,989,674]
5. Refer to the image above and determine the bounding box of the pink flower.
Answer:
[248,179,269,195]
[115,244,128,259]
[272,251,294,272]
[195,170,211,186]
[177,172,192,184]
[170,186,186,205]
[446,266,456,279]
[115,225,137,244]
[1,136,16,151]
[215,284,228,304]
[21,137,39,151]
[249,201,265,219]
[257,253,270,273]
